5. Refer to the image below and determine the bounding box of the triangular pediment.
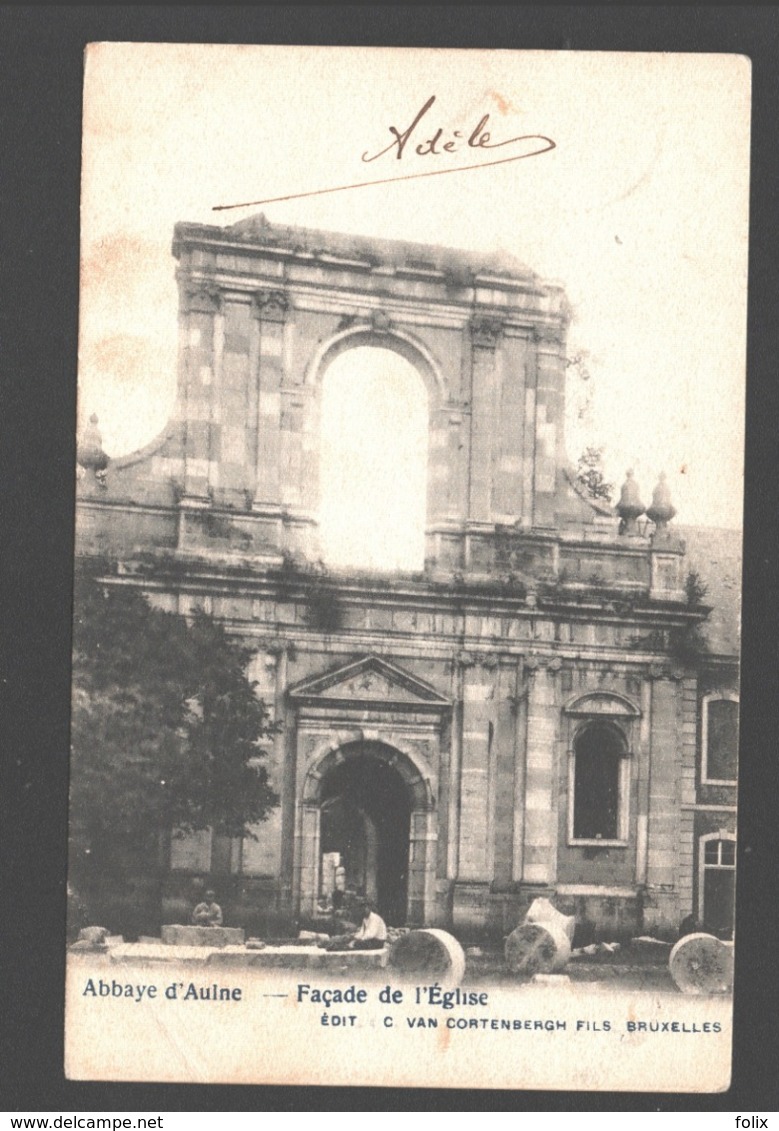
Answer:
[288,655,450,709]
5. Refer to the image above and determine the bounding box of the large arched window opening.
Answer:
[318,346,428,571]
[570,722,629,844]
[701,693,739,785]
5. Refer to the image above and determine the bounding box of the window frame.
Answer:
[567,719,632,847]
[701,691,739,786]
[698,830,737,924]
[563,692,639,849]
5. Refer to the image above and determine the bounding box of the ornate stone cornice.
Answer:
[532,322,565,347]
[253,289,290,323]
[469,315,504,350]
[182,282,222,314]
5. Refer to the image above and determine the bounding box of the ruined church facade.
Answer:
[76,215,710,938]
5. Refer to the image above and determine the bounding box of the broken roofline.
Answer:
[171,213,559,299]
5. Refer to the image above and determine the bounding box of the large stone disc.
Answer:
[388,928,466,986]
[505,921,572,975]
[668,932,734,995]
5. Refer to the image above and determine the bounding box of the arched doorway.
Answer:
[298,737,436,927]
[321,754,411,925]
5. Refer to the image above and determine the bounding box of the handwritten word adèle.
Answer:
[362,94,554,163]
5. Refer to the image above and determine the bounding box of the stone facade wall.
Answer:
[75,216,707,939]
[105,568,699,937]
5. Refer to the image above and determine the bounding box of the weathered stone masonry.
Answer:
[76,214,710,937]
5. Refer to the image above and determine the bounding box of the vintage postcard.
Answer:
[66,44,748,1090]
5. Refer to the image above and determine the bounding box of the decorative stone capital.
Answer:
[470,315,504,350]
[253,289,290,323]
[182,282,222,314]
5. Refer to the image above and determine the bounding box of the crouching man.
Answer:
[192,890,223,927]
[321,901,387,952]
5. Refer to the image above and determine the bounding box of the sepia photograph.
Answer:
[64,43,749,1091]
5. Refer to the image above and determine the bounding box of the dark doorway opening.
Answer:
[702,838,736,939]
[320,746,411,926]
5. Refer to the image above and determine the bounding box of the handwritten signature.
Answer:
[362,94,555,164]
[212,95,554,212]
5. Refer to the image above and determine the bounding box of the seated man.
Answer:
[192,890,223,927]
[323,901,387,952]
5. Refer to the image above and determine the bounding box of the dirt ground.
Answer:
[463,940,678,993]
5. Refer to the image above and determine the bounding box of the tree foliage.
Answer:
[685,570,709,608]
[69,564,279,884]
[576,446,614,503]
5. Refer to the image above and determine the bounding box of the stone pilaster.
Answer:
[532,323,566,527]
[252,290,288,509]
[180,281,222,501]
[468,316,503,523]
[427,406,455,523]
[492,334,528,521]
[645,675,681,928]
[492,661,520,886]
[457,662,494,880]
[217,295,254,500]
[635,678,653,885]
[522,663,559,884]
[676,677,699,914]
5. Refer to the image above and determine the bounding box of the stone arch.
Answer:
[305,325,447,406]
[306,327,452,562]
[570,716,631,750]
[302,736,434,812]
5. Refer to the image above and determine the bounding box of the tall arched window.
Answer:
[701,692,739,785]
[570,722,629,843]
[319,346,428,571]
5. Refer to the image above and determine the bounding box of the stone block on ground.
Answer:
[70,926,109,952]
[79,926,109,943]
[161,924,245,948]
[206,945,387,971]
[110,943,212,964]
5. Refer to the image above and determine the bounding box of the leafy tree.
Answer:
[685,570,709,608]
[69,563,279,903]
[576,446,614,503]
